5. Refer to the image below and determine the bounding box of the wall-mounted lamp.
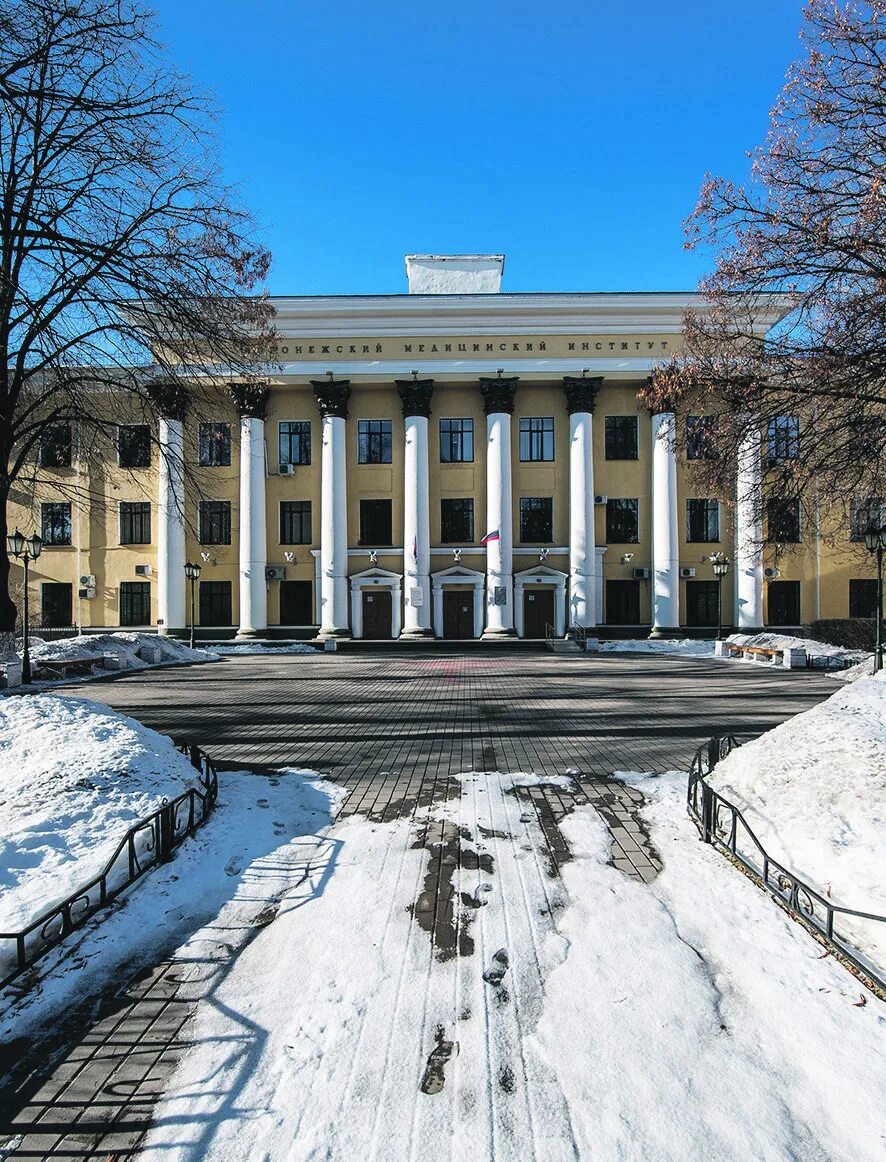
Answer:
[621,552,635,564]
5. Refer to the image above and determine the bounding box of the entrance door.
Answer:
[523,588,555,638]
[686,580,720,627]
[362,589,392,639]
[768,580,801,626]
[199,580,232,627]
[442,590,473,639]
[280,580,313,625]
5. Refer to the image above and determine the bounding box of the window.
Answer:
[441,498,474,542]
[519,497,553,543]
[519,417,554,462]
[606,580,641,625]
[279,421,311,466]
[605,498,639,543]
[440,418,474,463]
[41,583,73,628]
[768,580,801,626]
[849,579,879,619]
[199,500,231,545]
[850,497,883,541]
[120,501,151,545]
[280,500,312,545]
[686,415,718,461]
[199,580,232,627]
[198,422,231,467]
[40,424,72,468]
[605,416,639,460]
[686,499,720,543]
[359,499,392,545]
[120,581,151,627]
[41,502,72,545]
[118,425,151,468]
[358,420,392,464]
[766,498,801,543]
[685,580,720,627]
[766,415,799,464]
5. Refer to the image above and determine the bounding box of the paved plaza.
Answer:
[0,648,836,1158]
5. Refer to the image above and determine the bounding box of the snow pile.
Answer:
[27,631,218,677]
[0,695,203,933]
[835,654,879,683]
[210,642,317,656]
[597,638,715,657]
[709,675,886,964]
[727,631,866,664]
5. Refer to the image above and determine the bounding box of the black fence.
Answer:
[0,744,218,991]
[688,737,886,994]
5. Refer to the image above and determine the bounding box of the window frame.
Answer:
[685,415,718,461]
[440,497,475,543]
[518,417,554,463]
[119,501,152,545]
[439,418,474,464]
[519,496,554,544]
[849,578,879,619]
[39,424,73,469]
[120,581,151,627]
[41,501,73,546]
[850,497,883,542]
[604,415,639,461]
[198,422,232,467]
[766,415,800,465]
[118,424,151,469]
[605,498,640,544]
[357,419,393,465]
[686,498,721,544]
[279,500,312,545]
[358,498,393,546]
[766,498,802,544]
[278,420,312,466]
[198,500,232,545]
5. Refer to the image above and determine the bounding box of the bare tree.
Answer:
[0,0,273,655]
[642,0,886,545]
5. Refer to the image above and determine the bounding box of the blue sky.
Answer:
[150,0,806,295]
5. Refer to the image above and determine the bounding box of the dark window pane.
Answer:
[686,415,718,461]
[768,580,801,625]
[280,500,312,544]
[41,502,72,545]
[120,501,151,545]
[519,417,554,462]
[199,422,232,466]
[766,415,799,464]
[440,419,474,463]
[120,581,151,627]
[279,421,311,466]
[850,497,883,541]
[519,497,553,543]
[686,499,720,543]
[41,583,73,627]
[199,580,232,626]
[441,498,474,542]
[604,416,639,460]
[606,580,641,625]
[358,420,393,464]
[118,425,151,468]
[766,499,801,543]
[199,501,231,545]
[359,499,392,544]
[685,580,720,627]
[849,579,879,619]
[40,425,72,468]
[605,498,639,543]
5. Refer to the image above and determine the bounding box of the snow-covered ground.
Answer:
[26,631,217,680]
[595,631,867,666]
[727,631,867,665]
[597,637,715,657]
[209,642,317,655]
[709,673,886,969]
[0,695,204,936]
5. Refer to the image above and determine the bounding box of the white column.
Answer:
[565,377,601,632]
[237,414,267,637]
[650,411,680,635]
[481,376,517,637]
[472,584,484,639]
[735,423,763,629]
[433,582,444,637]
[157,416,186,634]
[554,581,567,637]
[398,379,434,636]
[321,414,350,635]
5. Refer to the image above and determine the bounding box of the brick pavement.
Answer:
[0,647,835,1158]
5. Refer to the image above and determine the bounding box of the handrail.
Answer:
[0,743,218,992]
[688,736,885,994]
[572,622,588,651]
[544,622,556,647]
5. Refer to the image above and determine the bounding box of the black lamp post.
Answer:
[184,560,202,649]
[7,529,43,682]
[711,552,731,641]
[862,524,886,673]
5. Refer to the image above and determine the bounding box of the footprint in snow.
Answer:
[483,948,509,987]
[256,798,270,809]
[224,855,242,876]
[273,821,286,835]
[420,1026,459,1095]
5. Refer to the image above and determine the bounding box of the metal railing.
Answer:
[688,736,886,993]
[572,622,589,651]
[0,744,218,991]
[544,622,556,648]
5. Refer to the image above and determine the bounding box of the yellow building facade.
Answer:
[9,255,880,640]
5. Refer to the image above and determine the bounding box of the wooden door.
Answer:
[280,580,313,625]
[442,590,473,639]
[523,589,555,638]
[362,589,392,639]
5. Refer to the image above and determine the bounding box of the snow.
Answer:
[708,675,886,968]
[727,631,867,665]
[0,695,203,934]
[597,638,715,656]
[209,641,317,655]
[26,631,218,681]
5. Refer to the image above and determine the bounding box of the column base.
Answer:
[235,628,267,640]
[399,626,435,639]
[481,627,517,640]
[648,626,685,639]
[314,628,352,641]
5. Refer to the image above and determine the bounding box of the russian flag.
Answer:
[481,529,501,544]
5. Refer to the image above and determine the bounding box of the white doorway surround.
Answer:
[349,567,402,639]
[431,565,485,639]
[514,565,568,638]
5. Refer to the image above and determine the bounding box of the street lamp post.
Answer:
[862,524,886,673]
[7,529,44,683]
[184,561,202,650]
[711,552,731,641]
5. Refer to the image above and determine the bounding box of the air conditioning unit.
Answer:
[594,494,608,505]
[79,586,96,599]
[79,574,95,587]
[265,565,286,581]
[134,564,151,576]
[278,463,295,476]
[632,567,651,580]
[763,566,779,579]
[680,567,696,578]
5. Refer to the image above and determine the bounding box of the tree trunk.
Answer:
[0,486,20,659]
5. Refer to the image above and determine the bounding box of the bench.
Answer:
[32,654,121,679]
[714,641,806,669]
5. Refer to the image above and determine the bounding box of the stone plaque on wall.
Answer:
[410,587,424,607]
[494,586,508,606]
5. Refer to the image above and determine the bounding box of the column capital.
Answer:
[480,375,519,415]
[147,379,187,422]
[229,381,270,420]
[563,375,603,415]
[396,378,434,418]
[312,378,351,419]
